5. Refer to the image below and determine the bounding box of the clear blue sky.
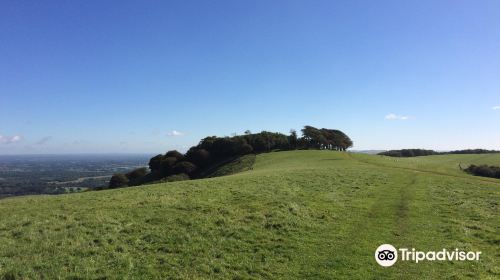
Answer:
[1,0,499,154]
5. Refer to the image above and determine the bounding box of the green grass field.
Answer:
[0,151,499,279]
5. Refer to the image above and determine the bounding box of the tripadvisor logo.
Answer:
[375,244,482,267]
[375,244,398,267]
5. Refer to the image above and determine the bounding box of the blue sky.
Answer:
[1,0,499,154]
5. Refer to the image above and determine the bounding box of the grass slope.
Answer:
[205,154,256,178]
[0,151,498,279]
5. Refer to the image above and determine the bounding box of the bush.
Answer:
[126,167,148,180]
[109,174,129,188]
[464,164,500,179]
[173,161,197,175]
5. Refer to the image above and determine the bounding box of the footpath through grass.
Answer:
[0,151,498,279]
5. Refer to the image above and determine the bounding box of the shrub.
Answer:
[109,174,129,188]
[464,164,500,179]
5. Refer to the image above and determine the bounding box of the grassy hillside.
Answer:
[201,154,256,178]
[0,151,498,279]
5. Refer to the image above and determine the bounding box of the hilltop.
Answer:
[108,126,353,189]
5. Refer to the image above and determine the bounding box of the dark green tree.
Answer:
[148,154,163,171]
[240,143,253,155]
[173,161,197,175]
[288,129,298,149]
[109,174,129,189]
[186,148,210,167]
[159,157,178,176]
[126,167,148,180]
[165,150,185,161]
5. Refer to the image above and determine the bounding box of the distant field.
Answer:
[0,154,150,197]
[0,151,498,279]
[352,152,500,181]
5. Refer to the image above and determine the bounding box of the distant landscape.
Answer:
[0,154,150,198]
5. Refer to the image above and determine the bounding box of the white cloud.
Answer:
[493,106,500,110]
[0,135,23,144]
[385,113,409,120]
[167,130,185,137]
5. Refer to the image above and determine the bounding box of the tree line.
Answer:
[378,149,500,158]
[108,126,353,188]
[378,149,439,157]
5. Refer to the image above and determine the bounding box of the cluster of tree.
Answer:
[142,131,294,183]
[464,165,500,179]
[379,149,500,157]
[378,149,439,157]
[300,126,353,151]
[446,149,500,155]
[108,126,353,189]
